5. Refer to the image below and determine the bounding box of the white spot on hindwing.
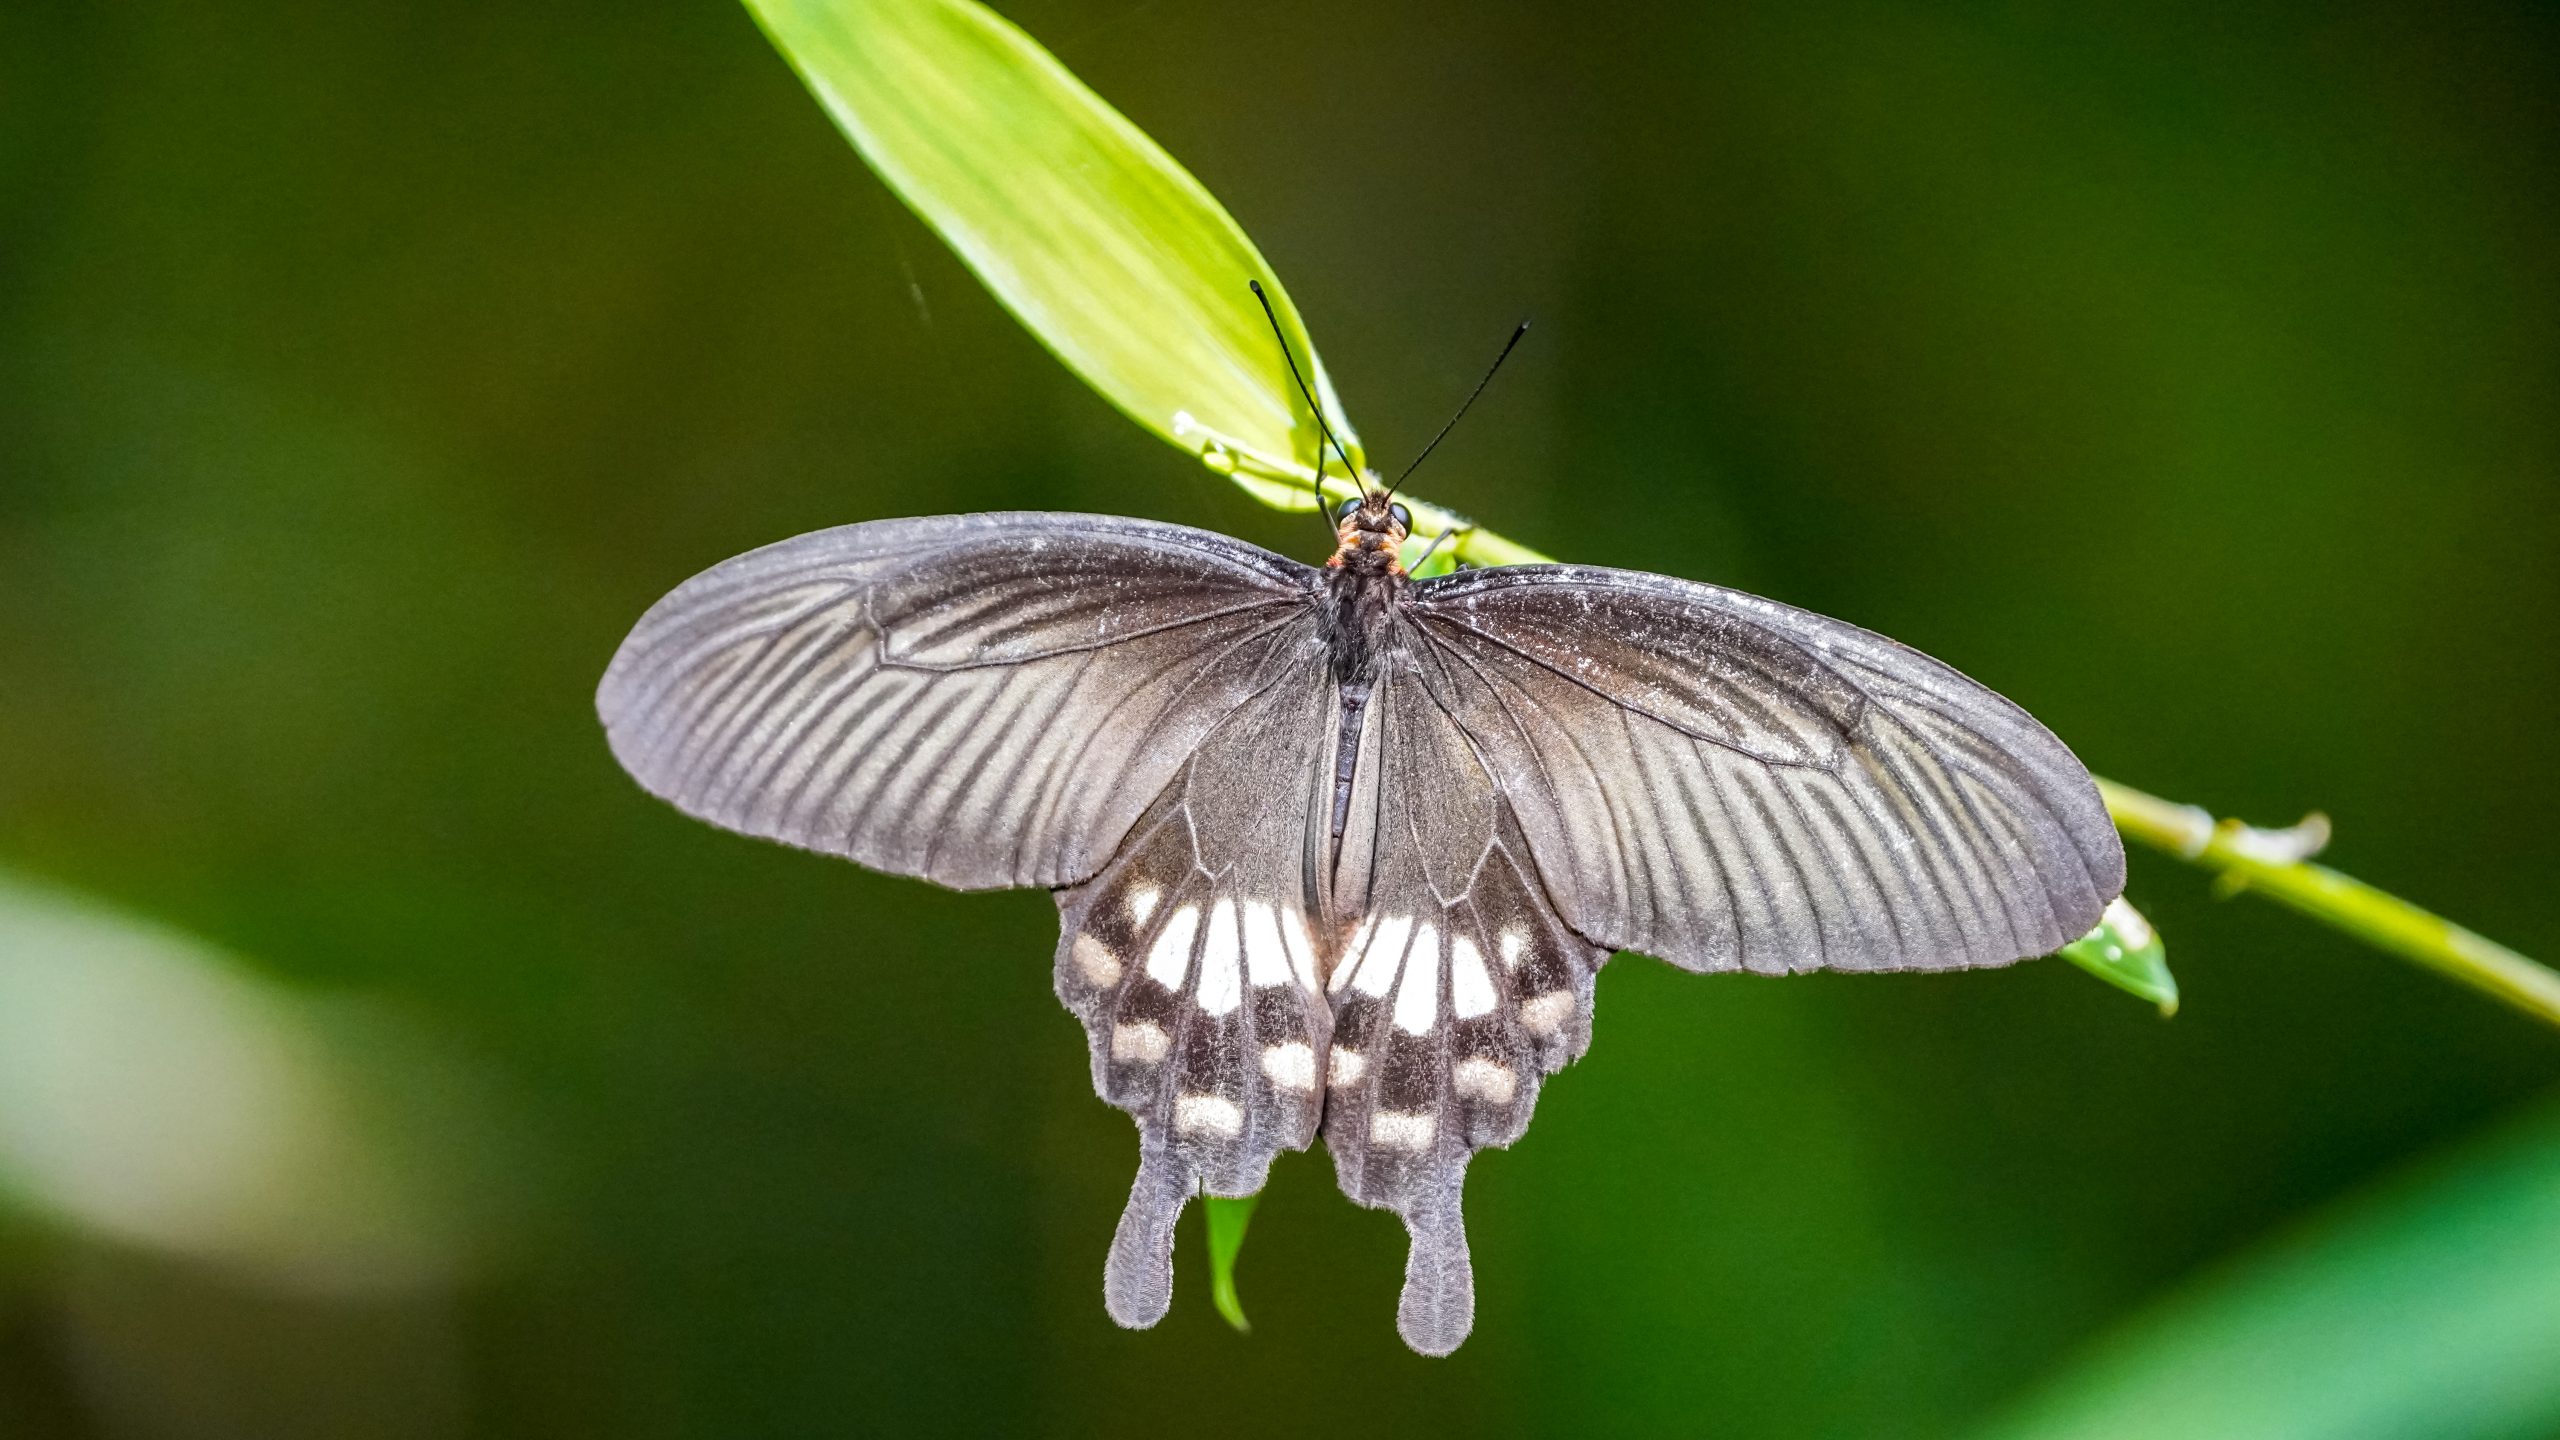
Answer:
[1352,915,1413,999]
[1498,927,1527,968]
[1370,1110,1437,1151]
[1281,910,1318,992]
[1520,991,1574,1037]
[1175,1094,1243,1137]
[1453,1057,1517,1105]
[1240,901,1290,988]
[1328,1048,1367,1087]
[1197,900,1242,1016]
[1071,933,1120,987]
[1393,923,1443,1034]
[1111,1021,1170,1063]
[1146,904,1199,988]
[1127,886,1161,925]
[1450,935,1494,1019]
[1260,1042,1316,1092]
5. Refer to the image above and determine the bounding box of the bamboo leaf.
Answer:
[744,0,1363,503]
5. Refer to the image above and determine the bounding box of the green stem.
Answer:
[2097,779,2560,1030]
[1263,479,2560,1030]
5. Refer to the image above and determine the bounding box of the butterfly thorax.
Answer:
[1320,491,1410,685]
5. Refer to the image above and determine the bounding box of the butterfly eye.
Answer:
[1389,503,1413,531]
[1334,496,1361,521]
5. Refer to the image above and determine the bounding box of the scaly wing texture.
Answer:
[1317,651,1610,1355]
[1406,564,2124,975]
[597,513,1315,891]
[1050,626,1336,1329]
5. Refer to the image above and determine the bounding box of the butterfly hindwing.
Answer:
[1317,656,1609,1356]
[1050,634,1337,1328]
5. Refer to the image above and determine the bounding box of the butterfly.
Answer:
[595,482,2124,1355]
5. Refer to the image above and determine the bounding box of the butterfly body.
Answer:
[598,500,2122,1355]
[1316,493,1413,685]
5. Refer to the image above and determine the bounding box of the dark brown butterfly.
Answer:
[596,490,2123,1354]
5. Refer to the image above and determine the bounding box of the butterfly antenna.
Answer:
[1384,319,1530,503]
[1248,279,1362,521]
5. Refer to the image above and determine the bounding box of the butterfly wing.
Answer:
[1318,566,2124,1354]
[1404,563,2125,975]
[602,511,1346,1332]
[1049,626,1337,1329]
[1317,652,1609,1355]
[596,513,1316,891]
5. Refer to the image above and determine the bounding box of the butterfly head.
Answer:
[1328,488,1413,575]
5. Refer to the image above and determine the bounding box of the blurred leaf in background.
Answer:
[1975,1097,2560,1440]
[0,870,523,1439]
[0,871,508,1288]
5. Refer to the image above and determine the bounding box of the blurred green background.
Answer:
[3,0,2557,1436]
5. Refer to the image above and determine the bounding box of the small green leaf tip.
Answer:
[1204,1194,1259,1333]
[2062,896,2179,1015]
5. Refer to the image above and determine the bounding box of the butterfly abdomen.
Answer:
[1328,678,1373,846]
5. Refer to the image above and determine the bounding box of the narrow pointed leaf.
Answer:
[1204,1193,1257,1333]
[745,0,1363,499]
[2060,896,2178,1015]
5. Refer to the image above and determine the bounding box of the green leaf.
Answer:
[1970,1099,2560,1440]
[0,869,507,1287]
[744,0,1364,506]
[2059,896,2178,1015]
[1203,1193,1258,1333]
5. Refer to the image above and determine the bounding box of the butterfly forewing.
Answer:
[597,514,1312,890]
[1404,563,2123,974]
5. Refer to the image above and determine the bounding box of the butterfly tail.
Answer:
[1104,1148,1192,1329]
[1395,1185,1475,1356]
